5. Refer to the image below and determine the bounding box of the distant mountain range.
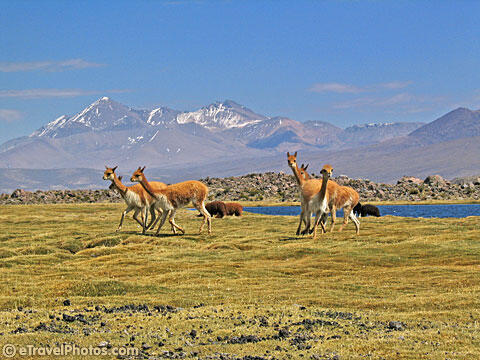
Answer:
[0,98,479,192]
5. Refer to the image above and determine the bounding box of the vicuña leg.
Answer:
[168,209,185,234]
[329,206,337,232]
[145,207,157,230]
[154,210,169,235]
[149,209,175,233]
[300,211,311,235]
[196,201,211,234]
[296,208,305,235]
[117,205,137,231]
[339,206,353,232]
[311,211,327,239]
[349,211,360,235]
[141,207,150,234]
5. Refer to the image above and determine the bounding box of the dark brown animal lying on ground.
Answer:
[224,202,243,216]
[204,201,227,218]
[198,201,243,218]
[353,202,380,217]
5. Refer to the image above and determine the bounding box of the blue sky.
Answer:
[1,0,480,144]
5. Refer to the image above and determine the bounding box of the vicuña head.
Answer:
[130,166,146,183]
[286,151,298,169]
[103,165,118,181]
[299,163,310,180]
[320,164,333,178]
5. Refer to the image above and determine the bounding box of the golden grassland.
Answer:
[0,203,479,359]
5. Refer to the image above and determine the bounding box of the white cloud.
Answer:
[0,89,131,99]
[333,93,415,109]
[0,109,22,122]
[0,59,105,72]
[309,82,364,94]
[309,80,412,94]
[332,92,442,114]
[378,81,413,90]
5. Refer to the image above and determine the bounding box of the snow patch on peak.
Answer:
[128,135,144,144]
[147,108,166,125]
[30,115,69,137]
[146,106,180,126]
[176,101,266,129]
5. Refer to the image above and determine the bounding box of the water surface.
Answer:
[243,204,480,218]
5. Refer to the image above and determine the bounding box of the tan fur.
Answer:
[287,153,360,236]
[103,166,168,231]
[311,167,360,235]
[301,165,333,237]
[288,152,330,235]
[130,167,211,235]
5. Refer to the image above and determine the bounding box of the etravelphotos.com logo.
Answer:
[2,343,138,357]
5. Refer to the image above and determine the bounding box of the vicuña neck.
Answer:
[319,173,329,199]
[112,174,128,197]
[139,174,159,198]
[290,164,305,186]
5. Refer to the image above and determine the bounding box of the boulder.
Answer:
[424,175,447,186]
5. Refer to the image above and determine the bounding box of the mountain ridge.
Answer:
[1,97,479,191]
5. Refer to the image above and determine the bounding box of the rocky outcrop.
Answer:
[1,173,479,205]
[0,189,122,205]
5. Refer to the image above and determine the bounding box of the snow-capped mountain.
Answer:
[176,100,268,129]
[30,98,271,140]
[146,106,180,126]
[0,96,442,190]
[31,97,149,138]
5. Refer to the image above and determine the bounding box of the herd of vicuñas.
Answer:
[103,152,380,237]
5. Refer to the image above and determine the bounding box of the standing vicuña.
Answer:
[130,166,212,235]
[287,152,360,237]
[310,166,361,235]
[103,166,168,232]
[287,152,332,236]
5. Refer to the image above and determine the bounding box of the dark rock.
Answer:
[62,314,76,322]
[278,328,290,338]
[12,326,28,334]
[228,334,262,344]
[387,321,406,331]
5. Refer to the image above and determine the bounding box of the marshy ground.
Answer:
[0,203,479,359]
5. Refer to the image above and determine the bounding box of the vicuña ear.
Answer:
[141,166,146,172]
[118,176,123,181]
[112,166,118,172]
[294,151,297,157]
[304,164,309,170]
[287,152,290,157]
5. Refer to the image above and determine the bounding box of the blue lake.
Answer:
[243,204,480,219]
